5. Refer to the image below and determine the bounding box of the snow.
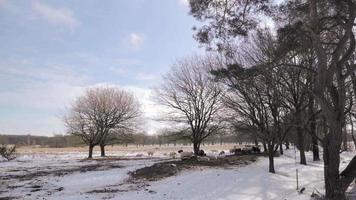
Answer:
[118,150,324,200]
[1,148,355,200]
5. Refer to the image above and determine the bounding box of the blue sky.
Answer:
[0,0,201,136]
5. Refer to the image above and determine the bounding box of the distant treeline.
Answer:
[0,134,83,147]
[0,132,256,148]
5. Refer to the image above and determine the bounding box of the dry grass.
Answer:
[129,154,260,182]
[15,143,243,155]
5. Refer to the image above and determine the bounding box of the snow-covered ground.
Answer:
[0,147,355,200]
[117,149,353,200]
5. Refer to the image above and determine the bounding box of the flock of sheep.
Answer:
[140,145,261,161]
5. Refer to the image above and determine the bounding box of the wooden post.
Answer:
[296,169,299,191]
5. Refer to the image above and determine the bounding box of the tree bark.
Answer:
[268,145,275,173]
[323,125,346,200]
[342,125,348,151]
[349,114,356,150]
[297,127,307,165]
[88,145,94,159]
[296,111,307,165]
[285,140,290,149]
[308,90,320,161]
[279,143,283,155]
[193,141,200,156]
[312,137,320,161]
[100,144,106,157]
[263,143,267,152]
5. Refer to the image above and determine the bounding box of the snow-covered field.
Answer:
[0,146,355,200]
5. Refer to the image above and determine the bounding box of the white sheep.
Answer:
[179,151,194,160]
[169,152,177,159]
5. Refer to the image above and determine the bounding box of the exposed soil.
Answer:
[129,154,261,182]
[0,198,17,200]
[0,161,123,181]
[78,156,159,162]
[86,154,262,195]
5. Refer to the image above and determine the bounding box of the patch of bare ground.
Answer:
[0,197,18,200]
[78,156,161,162]
[86,181,149,194]
[129,154,261,182]
[0,161,123,181]
[87,154,262,196]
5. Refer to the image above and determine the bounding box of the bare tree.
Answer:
[156,56,223,155]
[214,63,291,173]
[280,1,356,199]
[189,1,356,198]
[64,87,140,158]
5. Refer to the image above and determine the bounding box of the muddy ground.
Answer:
[129,154,260,182]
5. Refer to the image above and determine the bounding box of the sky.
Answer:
[0,0,202,136]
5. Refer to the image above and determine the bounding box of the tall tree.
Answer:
[64,87,140,158]
[156,56,223,155]
[212,31,290,173]
[277,1,356,199]
[189,0,356,198]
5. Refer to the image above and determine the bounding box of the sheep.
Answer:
[230,148,242,155]
[147,151,154,157]
[252,146,261,153]
[242,145,261,154]
[179,151,194,160]
[169,152,177,159]
[178,149,184,153]
[219,151,225,156]
[197,149,206,157]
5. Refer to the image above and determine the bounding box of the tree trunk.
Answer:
[350,114,356,150]
[285,140,290,149]
[88,145,94,159]
[324,125,346,200]
[309,104,320,161]
[297,128,307,165]
[296,111,307,165]
[342,125,348,151]
[268,145,275,173]
[193,141,200,156]
[279,143,283,155]
[263,143,267,153]
[100,144,106,157]
[312,137,320,161]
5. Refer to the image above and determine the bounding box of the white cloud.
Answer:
[0,0,8,8]
[109,66,127,75]
[121,85,167,135]
[0,61,88,135]
[0,62,88,110]
[0,61,166,135]
[128,33,145,49]
[32,1,79,29]
[136,72,156,81]
[178,0,189,7]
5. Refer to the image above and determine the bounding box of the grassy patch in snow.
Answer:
[0,161,123,181]
[129,154,261,182]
